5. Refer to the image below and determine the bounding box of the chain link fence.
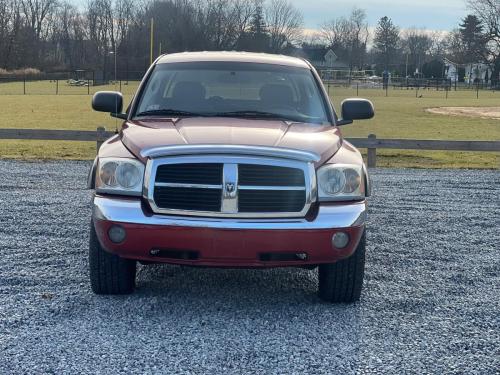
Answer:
[0,70,497,99]
[0,71,144,95]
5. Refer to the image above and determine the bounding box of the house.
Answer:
[294,47,350,70]
[465,63,492,84]
[444,58,493,84]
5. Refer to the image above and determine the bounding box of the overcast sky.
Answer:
[291,0,468,31]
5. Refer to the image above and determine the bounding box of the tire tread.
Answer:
[89,221,136,295]
[318,230,366,303]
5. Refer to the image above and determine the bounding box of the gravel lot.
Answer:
[0,160,498,374]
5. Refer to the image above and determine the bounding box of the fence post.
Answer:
[23,75,26,95]
[96,126,106,152]
[56,79,58,95]
[367,134,377,168]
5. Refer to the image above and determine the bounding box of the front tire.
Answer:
[89,222,136,294]
[318,230,366,303]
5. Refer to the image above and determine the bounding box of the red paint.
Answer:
[94,218,365,268]
[120,118,342,166]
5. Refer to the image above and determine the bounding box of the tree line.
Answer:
[368,0,500,85]
[0,0,499,84]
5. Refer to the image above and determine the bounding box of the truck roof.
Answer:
[156,51,310,69]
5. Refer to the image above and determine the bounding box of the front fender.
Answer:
[87,157,98,189]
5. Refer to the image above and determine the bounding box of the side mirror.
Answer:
[338,98,375,125]
[92,91,126,119]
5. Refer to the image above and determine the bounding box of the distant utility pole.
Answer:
[405,53,409,77]
[150,18,154,65]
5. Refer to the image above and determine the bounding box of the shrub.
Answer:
[0,68,42,76]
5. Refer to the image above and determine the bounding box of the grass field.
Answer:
[0,80,498,168]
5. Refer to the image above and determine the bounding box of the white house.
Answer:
[444,59,459,81]
[444,58,493,84]
[465,63,492,84]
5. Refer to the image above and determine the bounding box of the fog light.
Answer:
[108,225,126,244]
[332,232,349,249]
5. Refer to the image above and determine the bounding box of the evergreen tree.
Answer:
[459,15,486,63]
[236,1,270,52]
[249,3,267,35]
[373,16,400,71]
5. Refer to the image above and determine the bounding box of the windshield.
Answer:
[134,62,329,124]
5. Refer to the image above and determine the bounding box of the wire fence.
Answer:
[0,71,144,95]
[321,79,500,100]
[0,70,498,99]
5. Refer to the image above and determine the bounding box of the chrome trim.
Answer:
[141,144,320,162]
[155,182,222,189]
[143,155,316,219]
[93,195,366,230]
[238,185,305,191]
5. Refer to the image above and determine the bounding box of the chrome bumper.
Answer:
[92,195,366,230]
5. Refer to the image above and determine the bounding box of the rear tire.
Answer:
[89,221,136,294]
[318,230,366,303]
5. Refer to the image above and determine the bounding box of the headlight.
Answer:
[96,158,145,196]
[317,164,365,201]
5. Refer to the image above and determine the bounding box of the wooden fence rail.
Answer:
[0,127,499,168]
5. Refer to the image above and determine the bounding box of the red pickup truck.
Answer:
[88,52,374,303]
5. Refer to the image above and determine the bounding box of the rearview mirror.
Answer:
[338,98,375,125]
[92,91,124,118]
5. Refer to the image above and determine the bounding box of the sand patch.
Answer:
[426,107,500,120]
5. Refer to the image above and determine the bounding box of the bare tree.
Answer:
[320,17,351,49]
[87,0,116,81]
[52,1,87,69]
[320,8,368,71]
[401,28,433,76]
[20,0,58,39]
[202,0,255,50]
[348,8,369,69]
[265,0,303,53]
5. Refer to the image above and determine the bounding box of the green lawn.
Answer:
[331,87,500,168]
[0,80,498,168]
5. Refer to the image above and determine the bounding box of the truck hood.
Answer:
[121,118,342,165]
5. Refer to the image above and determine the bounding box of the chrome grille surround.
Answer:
[144,153,317,218]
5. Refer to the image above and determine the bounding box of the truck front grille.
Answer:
[156,163,223,185]
[153,186,222,211]
[238,190,306,212]
[148,156,314,218]
[238,164,305,186]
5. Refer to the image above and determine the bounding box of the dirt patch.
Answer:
[426,106,500,120]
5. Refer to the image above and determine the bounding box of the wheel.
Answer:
[89,221,136,294]
[318,230,366,303]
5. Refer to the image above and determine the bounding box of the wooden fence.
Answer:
[0,127,499,168]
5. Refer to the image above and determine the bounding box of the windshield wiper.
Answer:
[213,110,301,122]
[135,109,206,118]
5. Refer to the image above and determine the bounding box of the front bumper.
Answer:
[92,195,367,267]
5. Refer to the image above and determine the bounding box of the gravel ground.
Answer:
[0,160,498,374]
